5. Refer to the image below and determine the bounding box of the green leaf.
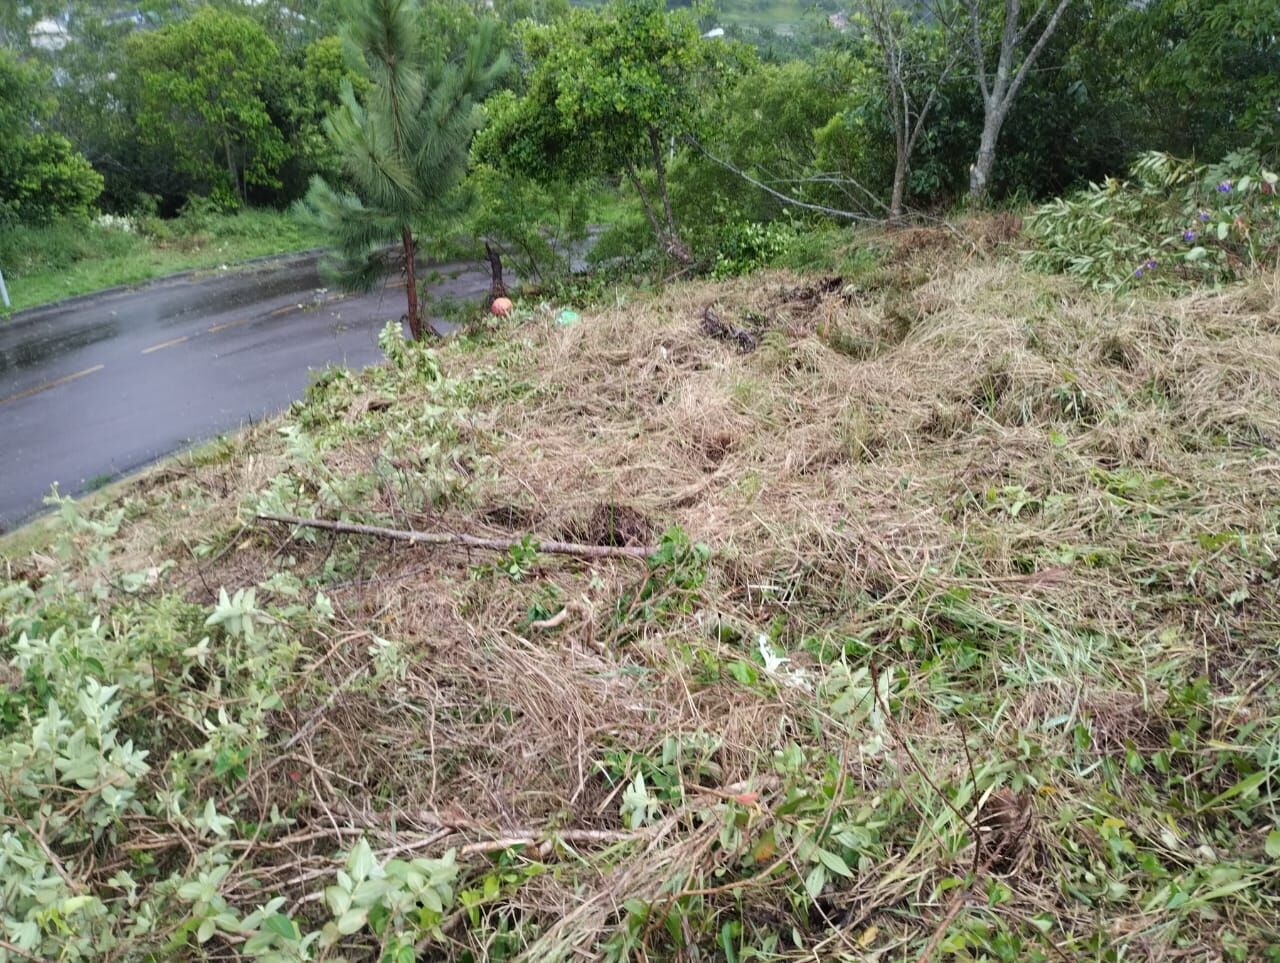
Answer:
[804,863,826,900]
[1204,770,1267,809]
[325,885,351,916]
[1266,829,1280,859]
[347,838,375,882]
[719,921,739,963]
[727,660,755,684]
[1217,221,1229,241]
[816,848,853,878]
[263,913,300,942]
[336,907,368,935]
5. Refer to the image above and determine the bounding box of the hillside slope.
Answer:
[3,233,1279,960]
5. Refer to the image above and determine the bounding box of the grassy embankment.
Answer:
[2,220,1278,959]
[0,209,325,313]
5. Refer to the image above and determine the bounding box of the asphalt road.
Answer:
[0,253,490,531]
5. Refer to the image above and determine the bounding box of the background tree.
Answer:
[0,51,103,225]
[300,0,508,340]
[125,7,288,207]
[1100,0,1280,160]
[475,0,747,264]
[856,0,961,222]
[964,0,1074,199]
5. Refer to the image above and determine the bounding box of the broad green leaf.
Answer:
[263,913,300,942]
[336,907,368,935]
[804,863,826,899]
[816,848,853,878]
[1266,829,1280,860]
[347,838,375,882]
[197,918,216,943]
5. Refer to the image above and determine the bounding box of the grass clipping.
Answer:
[3,237,1280,960]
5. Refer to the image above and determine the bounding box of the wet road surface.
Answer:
[0,253,489,530]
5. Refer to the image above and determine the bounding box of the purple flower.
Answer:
[1147,259,1157,270]
[1199,211,1211,222]
[1218,181,1232,193]
[1183,229,1196,242]
[1135,268,1144,278]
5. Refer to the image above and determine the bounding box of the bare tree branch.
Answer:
[684,137,885,222]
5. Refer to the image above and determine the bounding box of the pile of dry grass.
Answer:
[45,238,1280,959]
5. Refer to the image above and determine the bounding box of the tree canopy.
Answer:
[0,50,102,225]
[125,7,288,207]
[0,0,1276,266]
[475,0,750,261]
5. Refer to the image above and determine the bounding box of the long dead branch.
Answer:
[257,512,658,560]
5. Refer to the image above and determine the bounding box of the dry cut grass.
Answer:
[10,231,1280,960]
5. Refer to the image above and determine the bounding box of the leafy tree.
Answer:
[300,0,508,340]
[1100,0,1279,160]
[270,35,370,203]
[475,0,747,264]
[464,163,591,283]
[124,7,288,207]
[0,51,102,225]
[855,0,961,221]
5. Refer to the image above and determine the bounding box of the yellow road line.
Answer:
[0,364,105,406]
[269,304,297,317]
[142,335,190,354]
[208,317,253,334]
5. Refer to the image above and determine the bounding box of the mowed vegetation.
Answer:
[2,0,1280,958]
[3,221,1279,959]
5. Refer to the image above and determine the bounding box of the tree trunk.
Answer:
[625,164,668,253]
[648,127,692,264]
[484,240,507,304]
[965,0,1075,202]
[890,148,908,225]
[224,136,242,205]
[401,227,422,340]
[969,107,1003,200]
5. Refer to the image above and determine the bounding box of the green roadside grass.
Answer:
[0,209,326,314]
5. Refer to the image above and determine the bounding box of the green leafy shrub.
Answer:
[0,134,104,227]
[1026,150,1280,290]
[710,219,796,279]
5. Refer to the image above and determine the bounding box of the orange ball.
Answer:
[491,296,514,317]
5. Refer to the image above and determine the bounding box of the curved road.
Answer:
[0,253,489,531]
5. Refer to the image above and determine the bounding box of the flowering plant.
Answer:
[1026,150,1279,290]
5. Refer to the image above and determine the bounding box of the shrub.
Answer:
[1026,150,1280,290]
[711,219,796,279]
[0,134,104,227]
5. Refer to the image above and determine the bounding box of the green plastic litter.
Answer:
[556,309,580,326]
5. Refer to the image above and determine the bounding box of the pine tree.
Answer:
[300,0,507,339]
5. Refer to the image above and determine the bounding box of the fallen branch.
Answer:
[257,513,658,560]
[459,828,651,858]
